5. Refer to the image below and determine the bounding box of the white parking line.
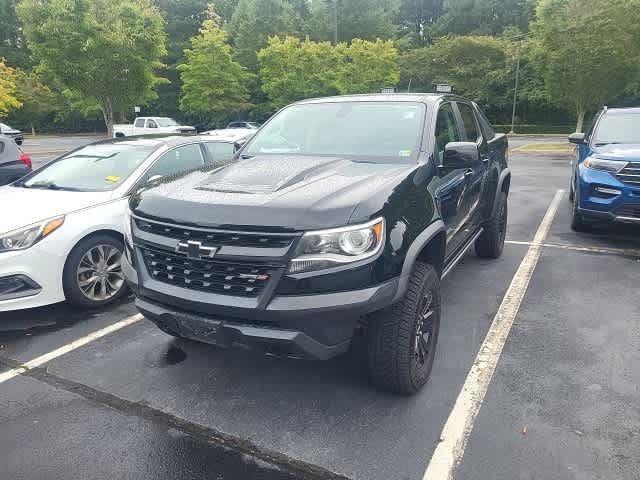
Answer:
[506,240,640,258]
[423,189,565,480]
[0,314,143,385]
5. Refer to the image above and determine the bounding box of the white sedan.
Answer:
[0,134,242,312]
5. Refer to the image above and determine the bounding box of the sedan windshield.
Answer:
[155,117,180,127]
[244,102,425,163]
[20,141,157,192]
[594,112,640,145]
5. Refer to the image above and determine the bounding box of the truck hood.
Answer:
[132,155,415,231]
[592,143,640,162]
[0,186,113,234]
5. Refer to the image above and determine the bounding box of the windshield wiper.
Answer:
[23,182,79,191]
[595,142,622,146]
[240,154,255,159]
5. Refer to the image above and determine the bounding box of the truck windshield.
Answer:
[244,101,425,163]
[18,141,157,192]
[155,117,180,127]
[594,112,640,145]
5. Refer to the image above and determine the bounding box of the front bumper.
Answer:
[123,253,398,359]
[0,246,66,312]
[577,166,640,224]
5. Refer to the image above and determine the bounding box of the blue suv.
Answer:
[569,107,640,231]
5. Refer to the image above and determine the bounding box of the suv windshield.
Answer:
[155,117,180,127]
[594,112,640,145]
[244,101,425,163]
[20,142,157,192]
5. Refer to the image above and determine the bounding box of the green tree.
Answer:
[397,0,445,47]
[0,58,22,117]
[9,70,57,135]
[434,0,535,36]
[307,0,399,42]
[399,36,512,115]
[0,1,31,68]
[17,0,167,137]
[532,0,640,131]
[337,39,400,94]
[258,36,341,108]
[228,0,300,69]
[178,9,252,117]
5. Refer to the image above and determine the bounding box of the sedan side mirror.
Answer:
[568,132,586,144]
[442,142,480,168]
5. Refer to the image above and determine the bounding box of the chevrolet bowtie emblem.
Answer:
[176,240,218,259]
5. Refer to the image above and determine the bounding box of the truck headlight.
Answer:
[289,218,384,274]
[583,157,627,173]
[0,216,65,253]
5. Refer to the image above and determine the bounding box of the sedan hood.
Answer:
[592,143,640,162]
[132,155,415,231]
[0,186,113,234]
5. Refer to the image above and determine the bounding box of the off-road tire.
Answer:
[367,262,441,395]
[475,191,508,259]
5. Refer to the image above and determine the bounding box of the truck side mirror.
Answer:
[442,142,480,168]
[568,132,586,144]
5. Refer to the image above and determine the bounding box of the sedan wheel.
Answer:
[77,244,124,301]
[63,234,128,309]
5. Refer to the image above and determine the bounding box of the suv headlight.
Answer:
[583,157,628,173]
[0,216,65,253]
[289,218,385,274]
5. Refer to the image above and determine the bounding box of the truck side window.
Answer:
[434,103,461,164]
[147,119,158,129]
[144,144,204,180]
[205,142,236,167]
[134,118,145,128]
[0,140,5,154]
[457,103,481,142]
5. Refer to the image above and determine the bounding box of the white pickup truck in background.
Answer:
[113,117,196,138]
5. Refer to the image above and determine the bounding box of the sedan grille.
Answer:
[616,162,640,185]
[135,218,294,249]
[140,246,277,297]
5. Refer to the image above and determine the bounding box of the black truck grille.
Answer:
[617,162,640,186]
[615,205,640,219]
[135,218,294,248]
[140,246,277,297]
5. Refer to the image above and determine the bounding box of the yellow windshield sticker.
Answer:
[105,175,121,183]
[399,150,411,157]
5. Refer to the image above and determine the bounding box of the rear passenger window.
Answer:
[0,141,4,154]
[145,144,204,180]
[474,106,496,140]
[205,142,236,167]
[434,103,461,163]
[457,103,480,142]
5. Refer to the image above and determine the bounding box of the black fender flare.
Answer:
[392,219,446,303]
[490,168,511,218]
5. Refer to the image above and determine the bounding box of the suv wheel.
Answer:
[475,191,508,259]
[367,262,441,395]
[63,234,128,309]
[570,183,589,232]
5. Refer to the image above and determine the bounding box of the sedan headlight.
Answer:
[289,218,385,274]
[0,216,65,253]
[583,157,628,173]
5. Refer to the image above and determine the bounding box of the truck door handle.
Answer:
[464,169,474,177]
[481,157,489,163]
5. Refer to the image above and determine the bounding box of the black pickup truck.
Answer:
[123,94,510,394]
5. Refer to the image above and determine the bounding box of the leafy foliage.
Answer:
[17,0,167,136]
[0,58,22,116]
[178,9,252,117]
[532,0,640,131]
[228,0,300,69]
[259,37,399,108]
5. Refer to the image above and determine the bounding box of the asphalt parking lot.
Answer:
[1,136,639,480]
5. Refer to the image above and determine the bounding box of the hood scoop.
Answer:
[196,155,344,194]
